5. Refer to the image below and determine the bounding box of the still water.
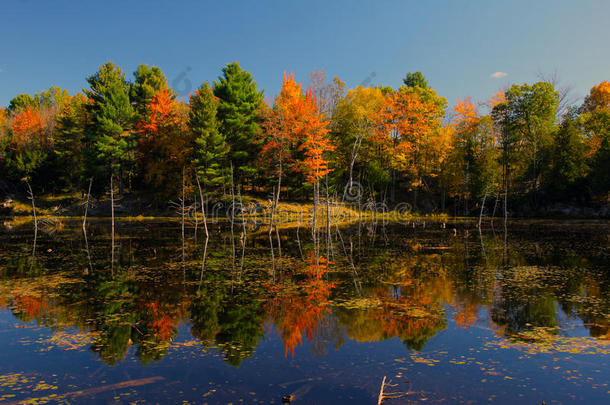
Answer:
[0,218,608,404]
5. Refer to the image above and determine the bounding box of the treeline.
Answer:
[0,62,608,214]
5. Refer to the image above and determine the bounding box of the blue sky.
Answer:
[1,0,608,109]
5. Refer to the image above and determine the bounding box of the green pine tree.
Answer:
[547,111,588,197]
[130,64,171,120]
[54,94,89,190]
[403,71,429,89]
[84,62,135,195]
[589,117,610,199]
[190,83,228,188]
[213,62,263,184]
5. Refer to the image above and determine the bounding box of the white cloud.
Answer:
[490,71,508,79]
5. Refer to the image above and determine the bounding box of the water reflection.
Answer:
[0,219,608,368]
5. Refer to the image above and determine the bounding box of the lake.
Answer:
[0,217,608,404]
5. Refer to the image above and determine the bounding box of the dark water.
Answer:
[0,217,609,404]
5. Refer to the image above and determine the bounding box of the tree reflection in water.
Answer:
[0,219,609,367]
[266,251,334,356]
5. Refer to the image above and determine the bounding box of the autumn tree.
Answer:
[2,86,70,190]
[5,105,48,182]
[297,90,333,184]
[34,87,70,112]
[297,88,334,233]
[449,98,499,213]
[261,72,334,230]
[0,108,7,183]
[8,94,36,113]
[260,73,303,223]
[580,81,610,198]
[331,86,385,198]
[375,86,445,205]
[137,88,189,200]
[130,64,172,121]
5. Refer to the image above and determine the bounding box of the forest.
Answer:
[0,62,608,217]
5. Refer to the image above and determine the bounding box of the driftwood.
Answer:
[377,375,420,404]
[377,375,387,405]
[6,376,164,405]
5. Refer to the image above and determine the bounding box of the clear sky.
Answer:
[1,0,608,108]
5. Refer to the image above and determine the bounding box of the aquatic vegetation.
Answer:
[487,326,610,355]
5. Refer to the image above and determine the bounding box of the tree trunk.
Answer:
[269,157,282,236]
[479,186,488,228]
[110,173,115,275]
[504,165,509,229]
[196,176,209,239]
[83,177,93,232]
[119,164,124,197]
[229,163,236,278]
[181,167,186,267]
[325,175,331,258]
[26,181,37,232]
[312,180,319,256]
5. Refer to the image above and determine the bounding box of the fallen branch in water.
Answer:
[6,376,165,404]
[377,375,387,405]
[377,375,415,404]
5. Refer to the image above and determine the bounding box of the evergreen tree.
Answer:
[547,111,588,198]
[589,117,610,199]
[130,64,171,120]
[213,62,263,184]
[190,83,228,188]
[84,62,135,195]
[54,94,89,190]
[403,71,429,89]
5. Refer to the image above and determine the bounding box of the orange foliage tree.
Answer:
[487,91,506,110]
[454,97,479,131]
[137,88,190,198]
[260,73,303,210]
[581,81,610,113]
[10,105,47,150]
[297,89,333,184]
[449,97,500,205]
[375,89,443,201]
[261,72,334,226]
[580,81,610,157]
[3,105,50,180]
